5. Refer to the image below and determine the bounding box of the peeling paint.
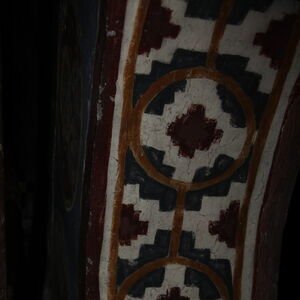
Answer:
[107,30,116,37]
[97,101,103,121]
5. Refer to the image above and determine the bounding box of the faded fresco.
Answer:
[83,0,300,299]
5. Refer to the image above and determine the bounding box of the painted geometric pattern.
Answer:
[100,0,300,299]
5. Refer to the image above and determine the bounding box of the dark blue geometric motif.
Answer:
[179,231,233,298]
[185,268,220,300]
[128,269,165,298]
[143,146,175,178]
[136,50,267,129]
[145,80,187,116]
[184,0,222,21]
[216,55,268,128]
[125,149,177,211]
[184,0,273,25]
[117,230,170,297]
[134,49,207,110]
[217,84,246,128]
[186,153,251,211]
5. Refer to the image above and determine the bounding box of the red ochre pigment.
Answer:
[166,104,223,159]
[119,204,149,246]
[157,287,190,300]
[254,14,297,69]
[139,0,180,55]
[208,200,240,248]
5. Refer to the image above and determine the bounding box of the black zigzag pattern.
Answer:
[216,54,268,128]
[185,268,220,299]
[125,149,177,211]
[135,49,268,130]
[117,230,170,297]
[134,49,207,112]
[144,80,187,116]
[185,0,274,25]
[128,268,165,298]
[180,231,233,298]
[217,84,246,128]
[186,152,251,211]
[143,146,175,178]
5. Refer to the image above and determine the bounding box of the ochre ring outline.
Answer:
[129,66,256,191]
[116,256,230,300]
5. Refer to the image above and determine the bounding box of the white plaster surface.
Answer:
[135,0,214,75]
[182,182,246,272]
[126,264,200,300]
[99,1,141,299]
[141,78,247,182]
[219,0,300,94]
[119,184,174,260]
[98,0,300,299]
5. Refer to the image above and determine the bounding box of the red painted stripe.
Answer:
[80,1,128,299]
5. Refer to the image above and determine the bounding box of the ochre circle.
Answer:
[129,66,256,191]
[116,257,230,300]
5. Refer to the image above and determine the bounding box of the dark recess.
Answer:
[1,0,58,299]
[278,172,299,299]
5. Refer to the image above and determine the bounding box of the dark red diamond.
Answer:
[253,14,297,69]
[208,200,240,248]
[166,104,223,159]
[138,0,181,55]
[119,204,148,246]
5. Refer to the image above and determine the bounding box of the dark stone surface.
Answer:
[1,0,58,298]
[49,0,101,299]
[0,57,6,300]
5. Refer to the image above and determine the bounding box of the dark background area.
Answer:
[0,0,58,299]
[278,172,299,299]
[0,1,298,299]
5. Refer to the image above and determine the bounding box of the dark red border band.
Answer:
[80,1,128,299]
[252,76,300,300]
